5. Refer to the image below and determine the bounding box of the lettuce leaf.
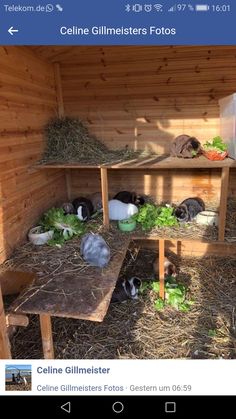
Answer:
[40,208,85,246]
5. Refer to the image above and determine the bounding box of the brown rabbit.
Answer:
[170,134,201,158]
[88,192,103,211]
[153,256,178,279]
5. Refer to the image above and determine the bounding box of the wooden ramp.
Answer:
[10,238,130,323]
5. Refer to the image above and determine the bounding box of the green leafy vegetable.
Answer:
[203,136,227,153]
[139,281,152,294]
[154,206,178,228]
[134,203,178,230]
[208,329,217,337]
[40,208,85,246]
[152,281,160,293]
[154,298,165,311]
[151,277,193,312]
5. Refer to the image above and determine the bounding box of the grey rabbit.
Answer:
[174,197,205,222]
[62,202,75,215]
[170,134,201,158]
[111,277,142,303]
[80,233,110,268]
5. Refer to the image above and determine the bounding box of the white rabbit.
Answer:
[108,199,138,221]
[80,233,110,268]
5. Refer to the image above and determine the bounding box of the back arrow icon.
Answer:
[8,26,19,35]
[61,402,71,413]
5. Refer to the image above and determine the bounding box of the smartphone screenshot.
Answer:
[0,0,235,416]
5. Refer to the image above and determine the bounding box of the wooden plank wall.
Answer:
[0,47,66,263]
[70,168,223,205]
[56,46,236,153]
[30,46,236,204]
[48,45,236,202]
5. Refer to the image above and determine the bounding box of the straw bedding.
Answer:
[3,198,236,359]
[5,244,236,360]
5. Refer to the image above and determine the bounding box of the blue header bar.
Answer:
[0,1,235,45]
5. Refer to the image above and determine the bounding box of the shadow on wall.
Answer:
[134,117,173,155]
[135,118,173,204]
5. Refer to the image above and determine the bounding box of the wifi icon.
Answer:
[154,4,163,12]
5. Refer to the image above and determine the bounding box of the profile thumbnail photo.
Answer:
[5,365,32,391]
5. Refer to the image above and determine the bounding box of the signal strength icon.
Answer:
[168,5,176,12]
[154,4,163,12]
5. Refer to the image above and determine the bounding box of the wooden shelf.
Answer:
[37,156,236,170]
[36,155,235,239]
[36,162,100,169]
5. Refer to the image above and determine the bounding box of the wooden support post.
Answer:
[218,167,230,241]
[39,314,54,359]
[159,239,165,300]
[0,287,11,359]
[65,169,72,201]
[100,167,109,228]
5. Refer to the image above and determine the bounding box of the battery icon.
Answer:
[195,4,209,11]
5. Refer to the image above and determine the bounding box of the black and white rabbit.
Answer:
[174,197,205,222]
[72,197,94,221]
[80,233,111,268]
[113,191,145,206]
[111,277,142,303]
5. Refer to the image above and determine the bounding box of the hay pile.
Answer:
[41,117,142,164]
[7,246,236,360]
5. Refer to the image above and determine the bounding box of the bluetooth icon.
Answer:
[125,4,131,12]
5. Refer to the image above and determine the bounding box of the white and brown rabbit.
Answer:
[153,256,178,279]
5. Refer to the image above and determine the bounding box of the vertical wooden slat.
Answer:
[159,239,165,300]
[39,314,54,359]
[0,287,11,359]
[65,169,72,201]
[53,62,64,118]
[218,167,230,241]
[100,167,109,227]
[53,62,70,203]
